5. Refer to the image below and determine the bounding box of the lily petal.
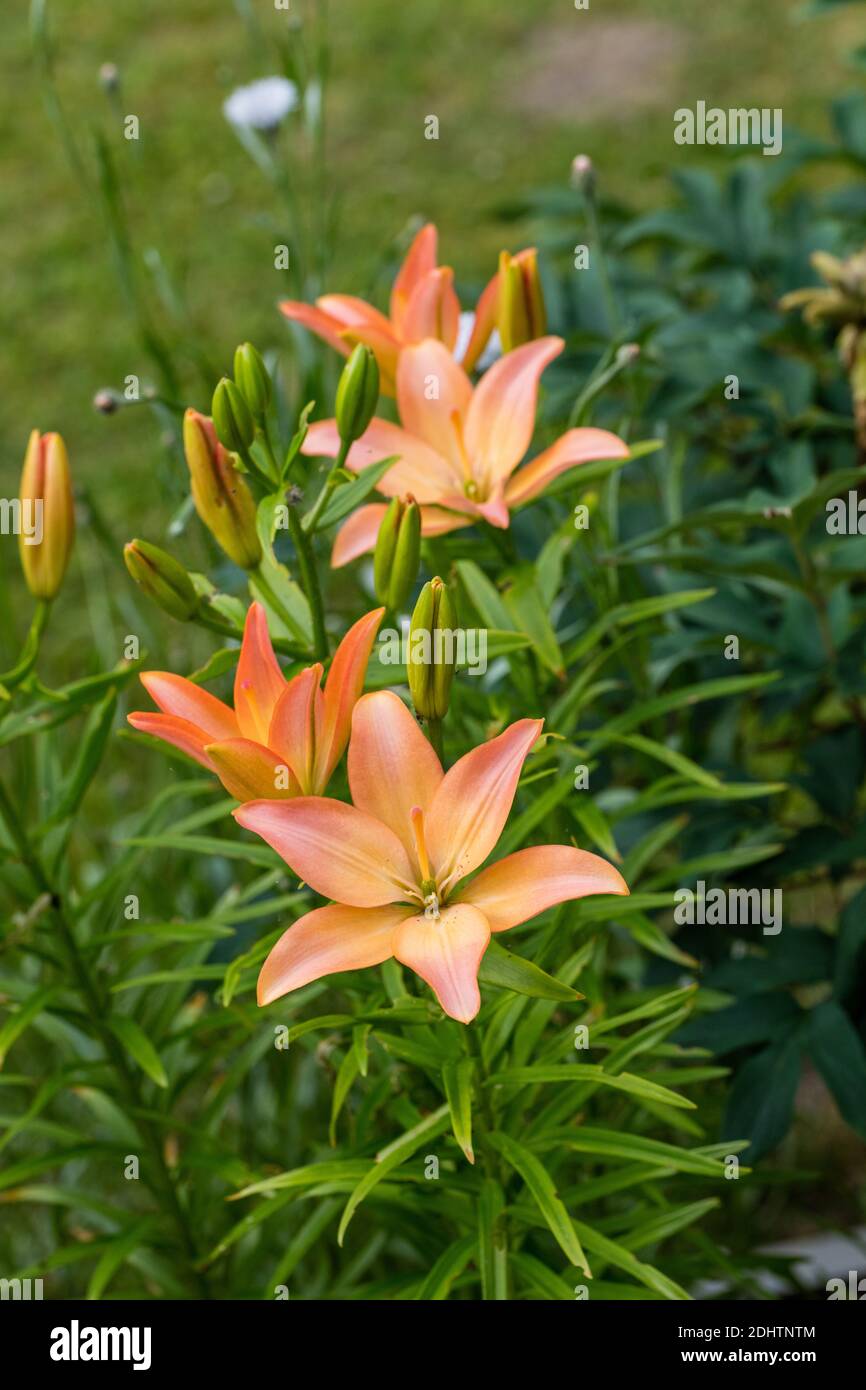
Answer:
[206,737,301,802]
[427,718,543,887]
[393,904,491,1023]
[401,267,461,350]
[396,339,473,465]
[460,272,499,373]
[505,427,630,508]
[390,223,438,330]
[339,322,401,395]
[464,336,564,487]
[127,712,217,770]
[456,844,629,932]
[303,418,458,503]
[138,672,238,740]
[278,301,352,357]
[234,602,287,743]
[316,607,385,788]
[317,293,395,337]
[234,797,414,907]
[348,691,444,862]
[267,666,324,792]
[258,902,411,1005]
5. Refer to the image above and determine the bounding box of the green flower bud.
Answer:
[212,377,255,454]
[233,342,272,419]
[373,497,421,610]
[124,538,198,621]
[408,576,457,721]
[335,344,379,445]
[183,409,262,570]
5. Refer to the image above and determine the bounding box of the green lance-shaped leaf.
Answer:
[330,1047,361,1146]
[414,1234,476,1300]
[106,1015,168,1088]
[442,1058,474,1164]
[337,1104,450,1245]
[486,1064,696,1111]
[487,1130,589,1275]
[478,1178,509,1300]
[43,688,117,827]
[477,938,584,1002]
[0,985,62,1068]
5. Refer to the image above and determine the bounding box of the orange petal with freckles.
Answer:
[258,902,411,1005]
[278,301,353,357]
[464,336,564,487]
[127,712,217,770]
[401,267,461,350]
[233,602,286,743]
[206,738,300,803]
[390,223,438,330]
[348,691,443,862]
[139,672,238,741]
[426,718,543,887]
[456,844,629,932]
[505,428,630,508]
[396,339,472,464]
[393,904,491,1023]
[268,665,324,793]
[316,608,385,788]
[234,797,413,908]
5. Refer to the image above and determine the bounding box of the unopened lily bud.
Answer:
[183,408,262,570]
[497,249,546,353]
[18,430,75,601]
[212,377,255,455]
[408,576,457,721]
[335,344,379,445]
[233,342,272,419]
[373,497,421,610]
[124,538,198,621]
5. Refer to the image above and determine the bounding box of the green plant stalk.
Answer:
[0,773,210,1297]
[462,1025,509,1298]
[303,437,351,534]
[0,600,50,692]
[283,509,328,660]
[426,717,444,762]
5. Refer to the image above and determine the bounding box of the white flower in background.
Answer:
[456,310,502,373]
[223,77,299,132]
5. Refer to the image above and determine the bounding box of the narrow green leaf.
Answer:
[487,1064,695,1110]
[442,1059,474,1164]
[487,1130,589,1274]
[337,1104,450,1245]
[106,1016,168,1088]
[477,938,583,1002]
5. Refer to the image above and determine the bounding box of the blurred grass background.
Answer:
[1,0,863,532]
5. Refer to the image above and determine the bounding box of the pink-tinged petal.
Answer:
[127,712,216,770]
[303,418,457,504]
[233,602,287,743]
[205,738,301,802]
[456,844,629,932]
[139,672,238,740]
[316,294,395,336]
[401,268,461,350]
[268,666,324,793]
[279,301,352,357]
[258,902,410,1006]
[234,797,414,907]
[331,504,469,568]
[339,323,400,395]
[396,339,472,466]
[460,271,499,372]
[427,718,543,887]
[316,608,385,788]
[464,336,564,488]
[331,504,388,568]
[348,691,443,861]
[505,428,630,508]
[393,904,490,1023]
[390,223,438,330]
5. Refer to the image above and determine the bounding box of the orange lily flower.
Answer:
[280,224,507,394]
[299,336,630,568]
[128,603,384,802]
[235,690,628,1023]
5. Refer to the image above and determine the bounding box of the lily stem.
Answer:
[284,509,329,661]
[0,774,210,1298]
